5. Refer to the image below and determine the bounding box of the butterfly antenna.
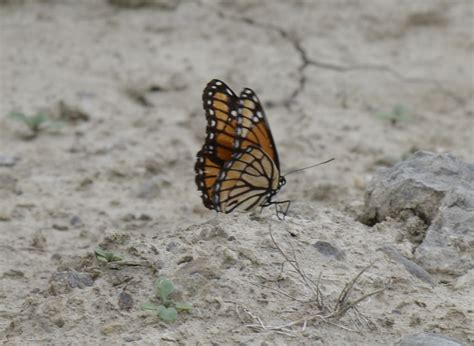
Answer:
[283,158,335,176]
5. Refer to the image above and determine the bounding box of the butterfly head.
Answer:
[278,176,286,190]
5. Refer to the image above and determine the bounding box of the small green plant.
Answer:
[95,247,123,263]
[8,111,63,137]
[142,278,192,322]
[375,104,413,125]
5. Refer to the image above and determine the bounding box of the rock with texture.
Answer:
[360,151,474,276]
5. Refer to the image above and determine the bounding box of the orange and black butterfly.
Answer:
[195,79,290,217]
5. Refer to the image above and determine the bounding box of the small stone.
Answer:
[166,242,177,252]
[3,269,24,278]
[70,216,83,227]
[313,241,346,260]
[54,318,65,328]
[123,335,142,342]
[52,223,69,231]
[118,291,134,310]
[31,231,47,249]
[121,213,136,222]
[101,322,125,336]
[58,101,90,122]
[138,214,152,221]
[49,270,94,294]
[220,247,238,264]
[177,255,193,265]
[0,155,18,167]
[399,332,465,346]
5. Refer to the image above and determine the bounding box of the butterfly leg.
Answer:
[264,200,291,220]
[276,200,291,220]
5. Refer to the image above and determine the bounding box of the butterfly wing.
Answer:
[213,146,281,213]
[235,88,280,169]
[195,79,239,209]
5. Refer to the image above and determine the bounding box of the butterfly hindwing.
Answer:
[213,146,280,213]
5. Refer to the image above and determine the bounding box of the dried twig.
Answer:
[231,224,386,336]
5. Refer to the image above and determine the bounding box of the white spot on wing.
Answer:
[215,81,222,86]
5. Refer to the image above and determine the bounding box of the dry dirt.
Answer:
[0,0,473,345]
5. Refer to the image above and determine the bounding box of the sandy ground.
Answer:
[0,0,473,344]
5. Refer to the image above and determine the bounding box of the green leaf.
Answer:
[141,302,159,311]
[155,278,174,301]
[157,305,177,322]
[32,112,47,125]
[175,302,192,312]
[8,112,28,122]
[94,247,122,262]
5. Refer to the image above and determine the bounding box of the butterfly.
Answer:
[195,79,290,218]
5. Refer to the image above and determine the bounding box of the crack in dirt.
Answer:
[212,8,465,110]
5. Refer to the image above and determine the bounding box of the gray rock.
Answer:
[399,332,465,346]
[359,151,474,276]
[416,188,474,276]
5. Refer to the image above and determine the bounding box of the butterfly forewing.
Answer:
[195,79,240,210]
[235,88,280,169]
[202,79,239,163]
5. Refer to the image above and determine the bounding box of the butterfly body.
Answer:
[195,79,289,216]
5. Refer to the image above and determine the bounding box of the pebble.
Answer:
[399,332,465,346]
[177,255,193,265]
[118,291,134,310]
[0,155,18,167]
[49,270,94,294]
[70,215,84,227]
[313,241,346,260]
[52,223,69,231]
